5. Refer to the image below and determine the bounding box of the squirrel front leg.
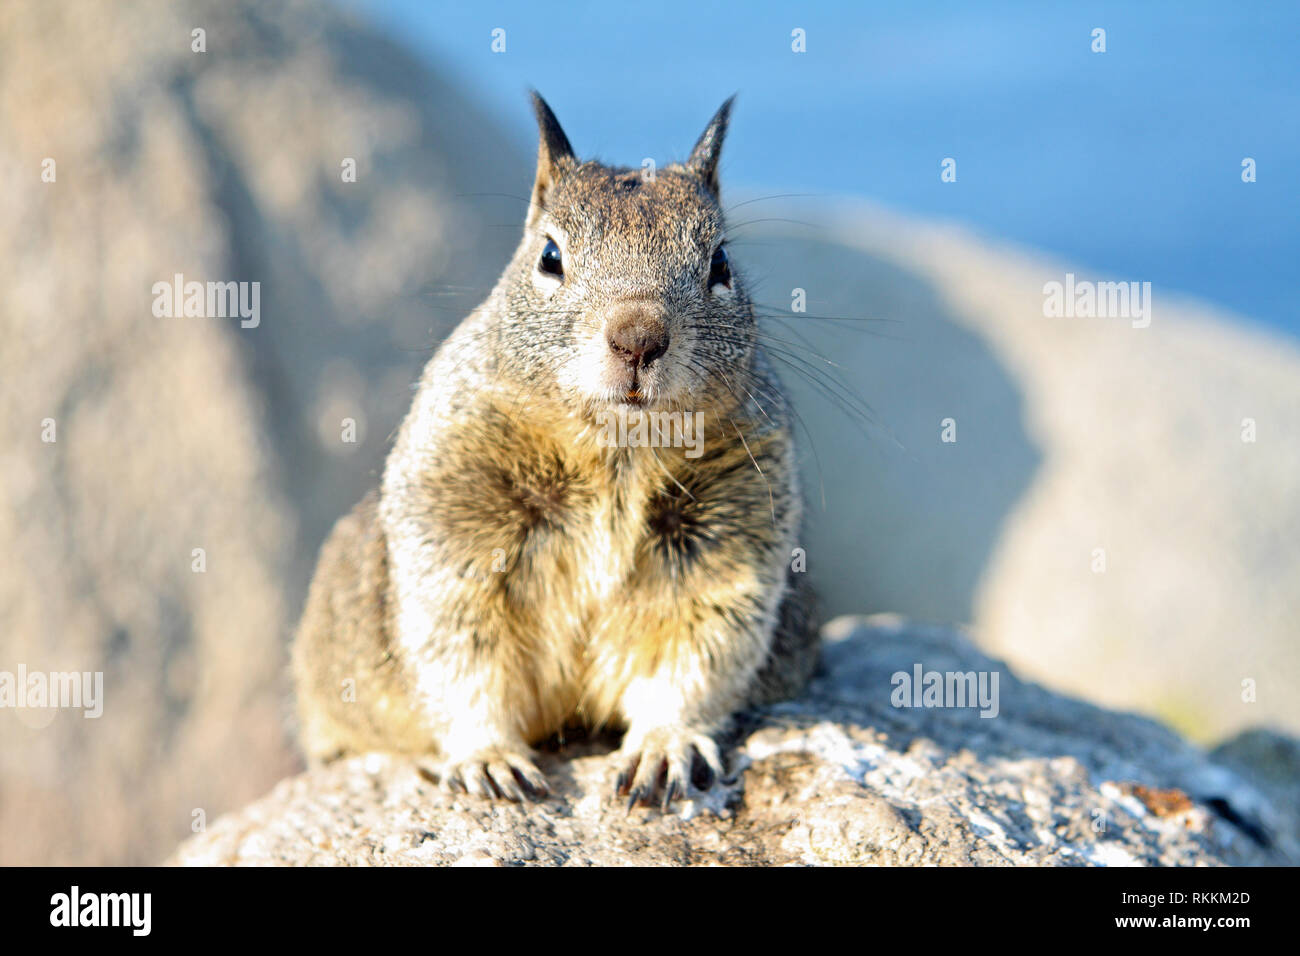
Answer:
[607,453,799,807]
[379,430,568,803]
[384,554,551,801]
[613,604,779,808]
[605,406,801,808]
[381,392,599,801]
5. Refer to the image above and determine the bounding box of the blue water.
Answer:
[347,0,1300,339]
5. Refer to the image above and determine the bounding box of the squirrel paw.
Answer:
[615,728,725,810]
[438,747,549,802]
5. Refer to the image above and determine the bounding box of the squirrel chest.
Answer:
[425,403,782,620]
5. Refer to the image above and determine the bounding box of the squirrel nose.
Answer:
[605,304,670,369]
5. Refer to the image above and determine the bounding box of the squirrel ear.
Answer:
[685,95,736,197]
[528,91,574,226]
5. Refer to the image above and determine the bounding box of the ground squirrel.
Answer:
[292,93,818,807]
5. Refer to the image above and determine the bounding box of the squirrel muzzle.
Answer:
[602,300,671,402]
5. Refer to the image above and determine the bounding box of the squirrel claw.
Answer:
[660,780,681,811]
[614,729,724,810]
[439,747,549,803]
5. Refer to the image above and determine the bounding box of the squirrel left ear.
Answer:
[528,90,575,227]
[686,95,736,197]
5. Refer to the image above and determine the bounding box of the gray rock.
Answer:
[171,616,1298,866]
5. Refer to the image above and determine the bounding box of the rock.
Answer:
[170,616,1297,866]
[0,0,527,865]
[752,202,1300,745]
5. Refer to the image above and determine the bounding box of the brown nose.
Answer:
[605,303,670,369]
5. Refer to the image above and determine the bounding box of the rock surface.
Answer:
[171,617,1298,866]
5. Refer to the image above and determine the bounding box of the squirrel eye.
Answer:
[708,244,731,290]
[539,238,564,278]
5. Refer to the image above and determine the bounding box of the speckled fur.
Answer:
[293,94,818,806]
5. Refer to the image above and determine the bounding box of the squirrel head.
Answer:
[496,92,755,419]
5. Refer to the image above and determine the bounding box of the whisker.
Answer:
[724,193,820,213]
[726,216,820,232]
[728,414,775,527]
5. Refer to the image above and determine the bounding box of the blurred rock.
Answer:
[740,203,1300,744]
[171,617,1298,866]
[0,0,527,864]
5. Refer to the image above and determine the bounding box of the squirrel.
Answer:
[291,92,818,808]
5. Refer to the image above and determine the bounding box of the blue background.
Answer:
[347,0,1300,339]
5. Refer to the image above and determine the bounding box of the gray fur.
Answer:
[292,94,819,807]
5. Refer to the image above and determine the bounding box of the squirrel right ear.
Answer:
[686,95,736,198]
[528,91,575,227]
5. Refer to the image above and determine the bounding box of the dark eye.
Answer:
[539,237,563,278]
[708,244,731,290]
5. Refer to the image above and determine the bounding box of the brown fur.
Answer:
[292,94,819,806]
